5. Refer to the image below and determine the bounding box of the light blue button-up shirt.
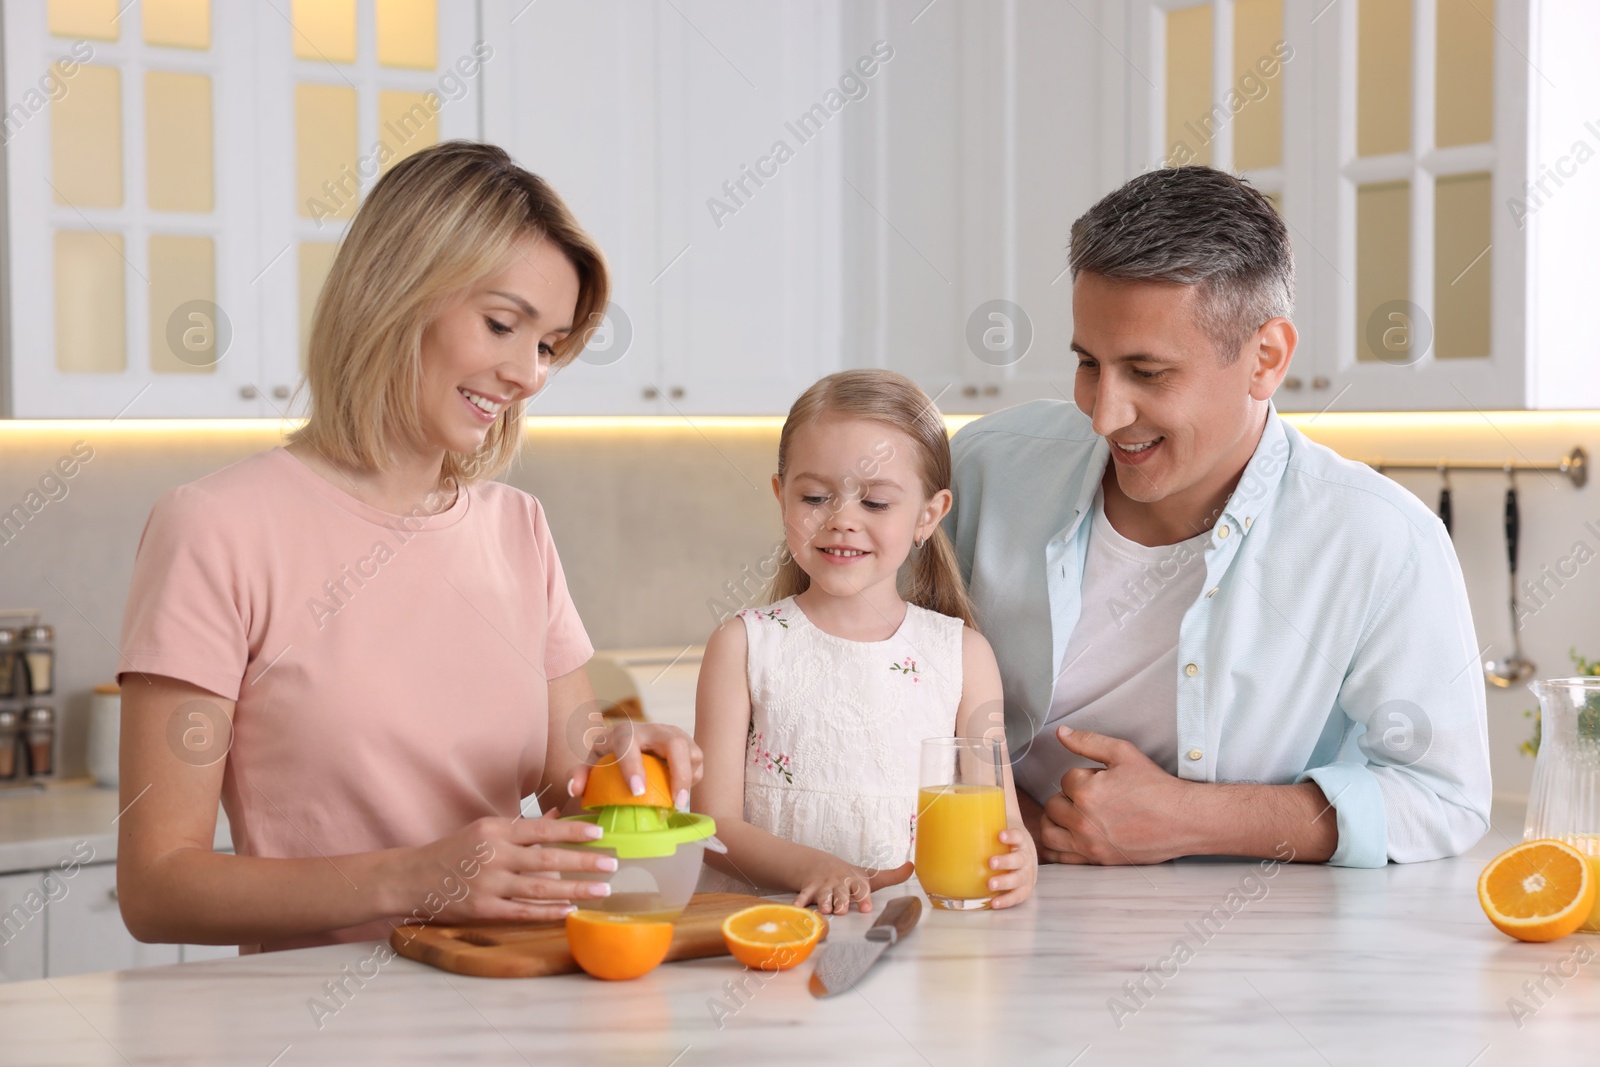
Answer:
[945,400,1491,867]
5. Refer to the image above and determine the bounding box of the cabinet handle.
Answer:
[1312,376,1331,390]
[107,886,118,902]
[1282,377,1303,390]
[982,385,999,397]
[642,387,659,400]
[669,386,685,400]
[272,385,291,400]
[961,384,979,398]
[239,385,258,400]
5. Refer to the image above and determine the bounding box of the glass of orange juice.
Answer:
[915,737,1007,911]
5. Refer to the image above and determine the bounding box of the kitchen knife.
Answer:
[808,895,922,998]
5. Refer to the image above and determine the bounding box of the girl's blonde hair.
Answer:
[768,370,977,630]
[289,140,609,487]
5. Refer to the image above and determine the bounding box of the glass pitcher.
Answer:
[1524,677,1600,932]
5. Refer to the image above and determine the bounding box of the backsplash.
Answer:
[2,409,1595,803]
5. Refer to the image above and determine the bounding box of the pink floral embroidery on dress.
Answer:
[738,607,789,629]
[747,718,793,783]
[889,656,921,683]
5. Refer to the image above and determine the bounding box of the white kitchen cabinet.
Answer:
[2,0,482,418]
[840,0,1121,414]
[44,862,179,977]
[0,871,46,983]
[483,0,844,416]
[1119,0,1600,413]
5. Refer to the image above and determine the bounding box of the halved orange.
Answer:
[565,911,674,980]
[582,752,674,810]
[720,904,828,971]
[1478,839,1597,943]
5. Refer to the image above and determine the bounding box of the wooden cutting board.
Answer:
[391,893,775,978]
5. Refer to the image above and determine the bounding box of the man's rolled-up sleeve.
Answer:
[1302,524,1492,866]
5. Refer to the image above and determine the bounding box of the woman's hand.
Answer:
[567,720,704,811]
[396,811,620,926]
[793,856,915,915]
[987,827,1037,909]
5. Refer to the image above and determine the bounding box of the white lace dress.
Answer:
[698,596,964,895]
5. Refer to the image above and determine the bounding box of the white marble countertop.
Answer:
[0,781,231,873]
[0,800,1592,1065]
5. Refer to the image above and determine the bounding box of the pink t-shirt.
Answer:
[118,447,593,952]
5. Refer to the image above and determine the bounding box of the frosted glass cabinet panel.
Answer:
[1436,0,1494,149]
[1165,5,1213,166]
[145,70,214,212]
[1232,0,1284,172]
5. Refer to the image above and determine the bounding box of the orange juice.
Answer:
[1566,835,1600,932]
[915,784,1006,904]
[1588,856,1600,933]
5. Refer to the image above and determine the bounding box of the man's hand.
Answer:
[1038,726,1198,865]
[1033,725,1339,865]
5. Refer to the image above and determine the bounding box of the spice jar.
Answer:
[88,683,121,788]
[0,629,17,697]
[19,625,54,696]
[0,707,20,779]
[24,706,55,777]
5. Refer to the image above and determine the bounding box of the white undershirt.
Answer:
[1013,491,1211,803]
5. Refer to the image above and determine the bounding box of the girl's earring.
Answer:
[913,534,926,550]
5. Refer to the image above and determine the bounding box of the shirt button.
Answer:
[1184,663,1199,677]
[1206,587,1219,598]
[1217,524,1231,539]
[1187,749,1203,761]
[1244,516,1253,529]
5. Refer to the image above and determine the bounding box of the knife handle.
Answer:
[865,896,922,945]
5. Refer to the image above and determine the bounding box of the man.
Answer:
[945,167,1490,867]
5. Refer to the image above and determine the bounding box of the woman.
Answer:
[115,141,700,952]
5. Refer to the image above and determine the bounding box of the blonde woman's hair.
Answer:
[768,370,977,630]
[289,140,609,487]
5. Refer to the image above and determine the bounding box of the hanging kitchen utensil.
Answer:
[1485,468,1536,687]
[1437,465,1453,538]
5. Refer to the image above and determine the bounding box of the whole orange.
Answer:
[565,911,674,980]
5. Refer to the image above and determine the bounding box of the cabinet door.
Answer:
[0,872,47,983]
[483,0,666,415]
[485,0,844,416]
[45,862,179,977]
[657,0,842,414]
[840,0,1128,416]
[254,0,485,419]
[3,0,264,417]
[1305,0,1528,412]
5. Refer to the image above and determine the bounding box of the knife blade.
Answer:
[807,895,922,998]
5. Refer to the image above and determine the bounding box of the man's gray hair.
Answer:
[1068,167,1295,361]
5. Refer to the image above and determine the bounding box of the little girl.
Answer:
[693,370,1036,914]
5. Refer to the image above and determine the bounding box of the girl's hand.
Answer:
[567,720,704,811]
[396,812,618,927]
[987,827,1037,909]
[794,857,915,915]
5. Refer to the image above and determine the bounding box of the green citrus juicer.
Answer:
[553,755,720,920]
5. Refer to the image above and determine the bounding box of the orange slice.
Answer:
[1478,839,1597,943]
[565,911,674,980]
[720,904,827,971]
[582,753,674,810]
